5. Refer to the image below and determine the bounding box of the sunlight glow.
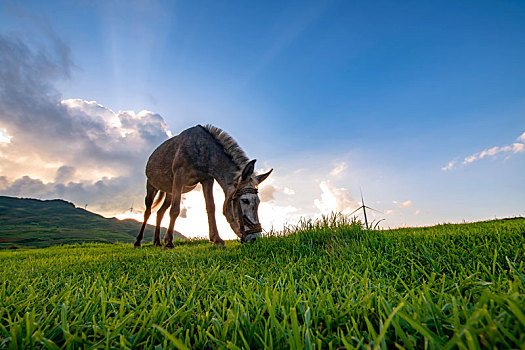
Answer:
[0,128,11,143]
[114,181,306,240]
[115,181,237,240]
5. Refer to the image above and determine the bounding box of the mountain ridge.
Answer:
[0,196,186,249]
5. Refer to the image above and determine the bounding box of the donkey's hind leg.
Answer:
[134,181,158,248]
[164,175,183,249]
[153,193,171,247]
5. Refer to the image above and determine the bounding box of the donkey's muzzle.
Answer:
[241,232,261,243]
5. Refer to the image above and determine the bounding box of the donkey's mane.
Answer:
[204,124,249,169]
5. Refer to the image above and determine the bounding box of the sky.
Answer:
[0,0,524,240]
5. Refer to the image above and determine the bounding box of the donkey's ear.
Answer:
[241,159,256,181]
[256,168,273,185]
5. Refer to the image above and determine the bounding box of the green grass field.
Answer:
[1,217,524,349]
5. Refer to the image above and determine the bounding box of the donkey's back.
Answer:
[145,125,221,193]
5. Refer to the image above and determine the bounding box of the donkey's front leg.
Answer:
[164,177,183,249]
[202,178,225,246]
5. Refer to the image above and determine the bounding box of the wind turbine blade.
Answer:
[348,206,364,216]
[364,206,383,214]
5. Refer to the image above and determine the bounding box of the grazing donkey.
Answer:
[134,125,272,247]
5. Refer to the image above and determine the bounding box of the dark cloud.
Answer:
[0,176,9,190]
[0,174,143,213]
[0,34,71,135]
[54,166,76,183]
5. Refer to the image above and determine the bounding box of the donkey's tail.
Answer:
[151,191,166,210]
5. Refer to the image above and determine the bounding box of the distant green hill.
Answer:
[0,196,185,249]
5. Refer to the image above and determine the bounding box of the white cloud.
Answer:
[314,180,359,215]
[259,203,301,233]
[441,160,456,171]
[330,162,347,177]
[463,142,524,164]
[414,209,421,215]
[283,187,295,195]
[0,98,171,213]
[443,132,524,170]
[393,200,413,208]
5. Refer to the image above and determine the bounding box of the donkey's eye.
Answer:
[241,199,250,204]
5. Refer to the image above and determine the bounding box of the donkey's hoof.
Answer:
[153,241,162,247]
[133,242,141,248]
[212,240,225,247]
[164,242,175,249]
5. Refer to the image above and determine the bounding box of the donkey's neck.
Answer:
[208,158,240,196]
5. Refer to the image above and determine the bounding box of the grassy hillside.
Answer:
[0,196,185,249]
[0,217,524,349]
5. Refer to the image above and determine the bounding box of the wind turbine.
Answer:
[348,188,383,230]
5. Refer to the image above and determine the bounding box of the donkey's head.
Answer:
[224,159,272,243]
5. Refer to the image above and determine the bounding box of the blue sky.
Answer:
[1,0,524,236]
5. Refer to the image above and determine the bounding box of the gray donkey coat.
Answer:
[134,125,272,247]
